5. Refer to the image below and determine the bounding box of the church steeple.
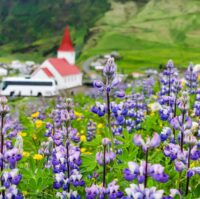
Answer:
[57,26,75,64]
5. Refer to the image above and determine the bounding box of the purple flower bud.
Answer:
[187,169,195,178]
[102,138,111,146]
[175,161,185,172]
[133,134,143,147]
[115,90,125,99]
[150,133,161,149]
[103,57,117,78]
[93,80,104,89]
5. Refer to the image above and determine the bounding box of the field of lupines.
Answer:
[0,58,200,199]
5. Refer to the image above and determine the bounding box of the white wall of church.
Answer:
[32,69,49,79]
[57,51,75,65]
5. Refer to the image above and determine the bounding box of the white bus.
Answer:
[0,77,58,97]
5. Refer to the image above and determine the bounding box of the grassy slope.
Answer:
[79,0,200,73]
[0,0,110,63]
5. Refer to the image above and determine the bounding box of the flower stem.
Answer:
[66,121,70,193]
[173,96,177,139]
[103,145,106,188]
[180,111,185,152]
[0,115,5,198]
[185,145,191,195]
[168,67,171,98]
[106,91,114,149]
[144,149,149,188]
[66,142,70,193]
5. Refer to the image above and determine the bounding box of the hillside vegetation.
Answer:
[0,0,110,62]
[81,0,200,72]
[1,0,200,72]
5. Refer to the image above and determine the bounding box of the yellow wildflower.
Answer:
[82,151,92,155]
[181,79,186,87]
[33,154,43,160]
[150,112,155,116]
[198,74,200,81]
[18,132,27,137]
[35,119,43,128]
[32,134,37,140]
[22,151,30,157]
[152,95,158,99]
[97,123,103,129]
[31,112,39,118]
[80,135,86,142]
[74,111,82,117]
[190,161,199,167]
[22,191,28,196]
[80,148,86,153]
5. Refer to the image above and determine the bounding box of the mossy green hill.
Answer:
[1,0,200,72]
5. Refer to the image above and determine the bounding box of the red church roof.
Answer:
[58,26,74,52]
[42,67,54,77]
[48,58,80,76]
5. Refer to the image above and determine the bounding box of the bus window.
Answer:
[2,81,53,87]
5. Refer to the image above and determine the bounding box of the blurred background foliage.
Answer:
[1,0,200,71]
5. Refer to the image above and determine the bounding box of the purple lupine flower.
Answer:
[91,102,106,117]
[5,185,23,199]
[115,90,125,99]
[159,105,172,121]
[42,98,84,197]
[163,143,180,161]
[175,160,186,172]
[124,184,164,199]
[190,146,200,160]
[103,57,117,79]
[106,180,124,199]
[187,167,200,178]
[143,77,154,97]
[185,63,197,94]
[160,127,172,141]
[96,151,116,166]
[93,80,104,90]
[85,184,99,199]
[133,133,161,152]
[0,96,9,115]
[150,164,169,183]
[159,59,178,97]
[53,172,65,189]
[87,120,96,141]
[0,96,23,198]
[177,91,190,111]
[170,115,192,132]
[56,190,81,199]
[194,89,200,116]
[184,134,197,146]
[124,161,168,184]
[102,138,111,146]
[123,162,139,181]
[70,169,85,187]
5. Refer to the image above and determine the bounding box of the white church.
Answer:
[32,26,82,90]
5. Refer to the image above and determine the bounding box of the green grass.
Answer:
[78,0,200,73]
[1,0,200,73]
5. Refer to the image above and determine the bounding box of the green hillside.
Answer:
[0,0,110,62]
[1,0,200,73]
[80,0,200,72]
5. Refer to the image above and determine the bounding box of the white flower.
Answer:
[148,102,162,112]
